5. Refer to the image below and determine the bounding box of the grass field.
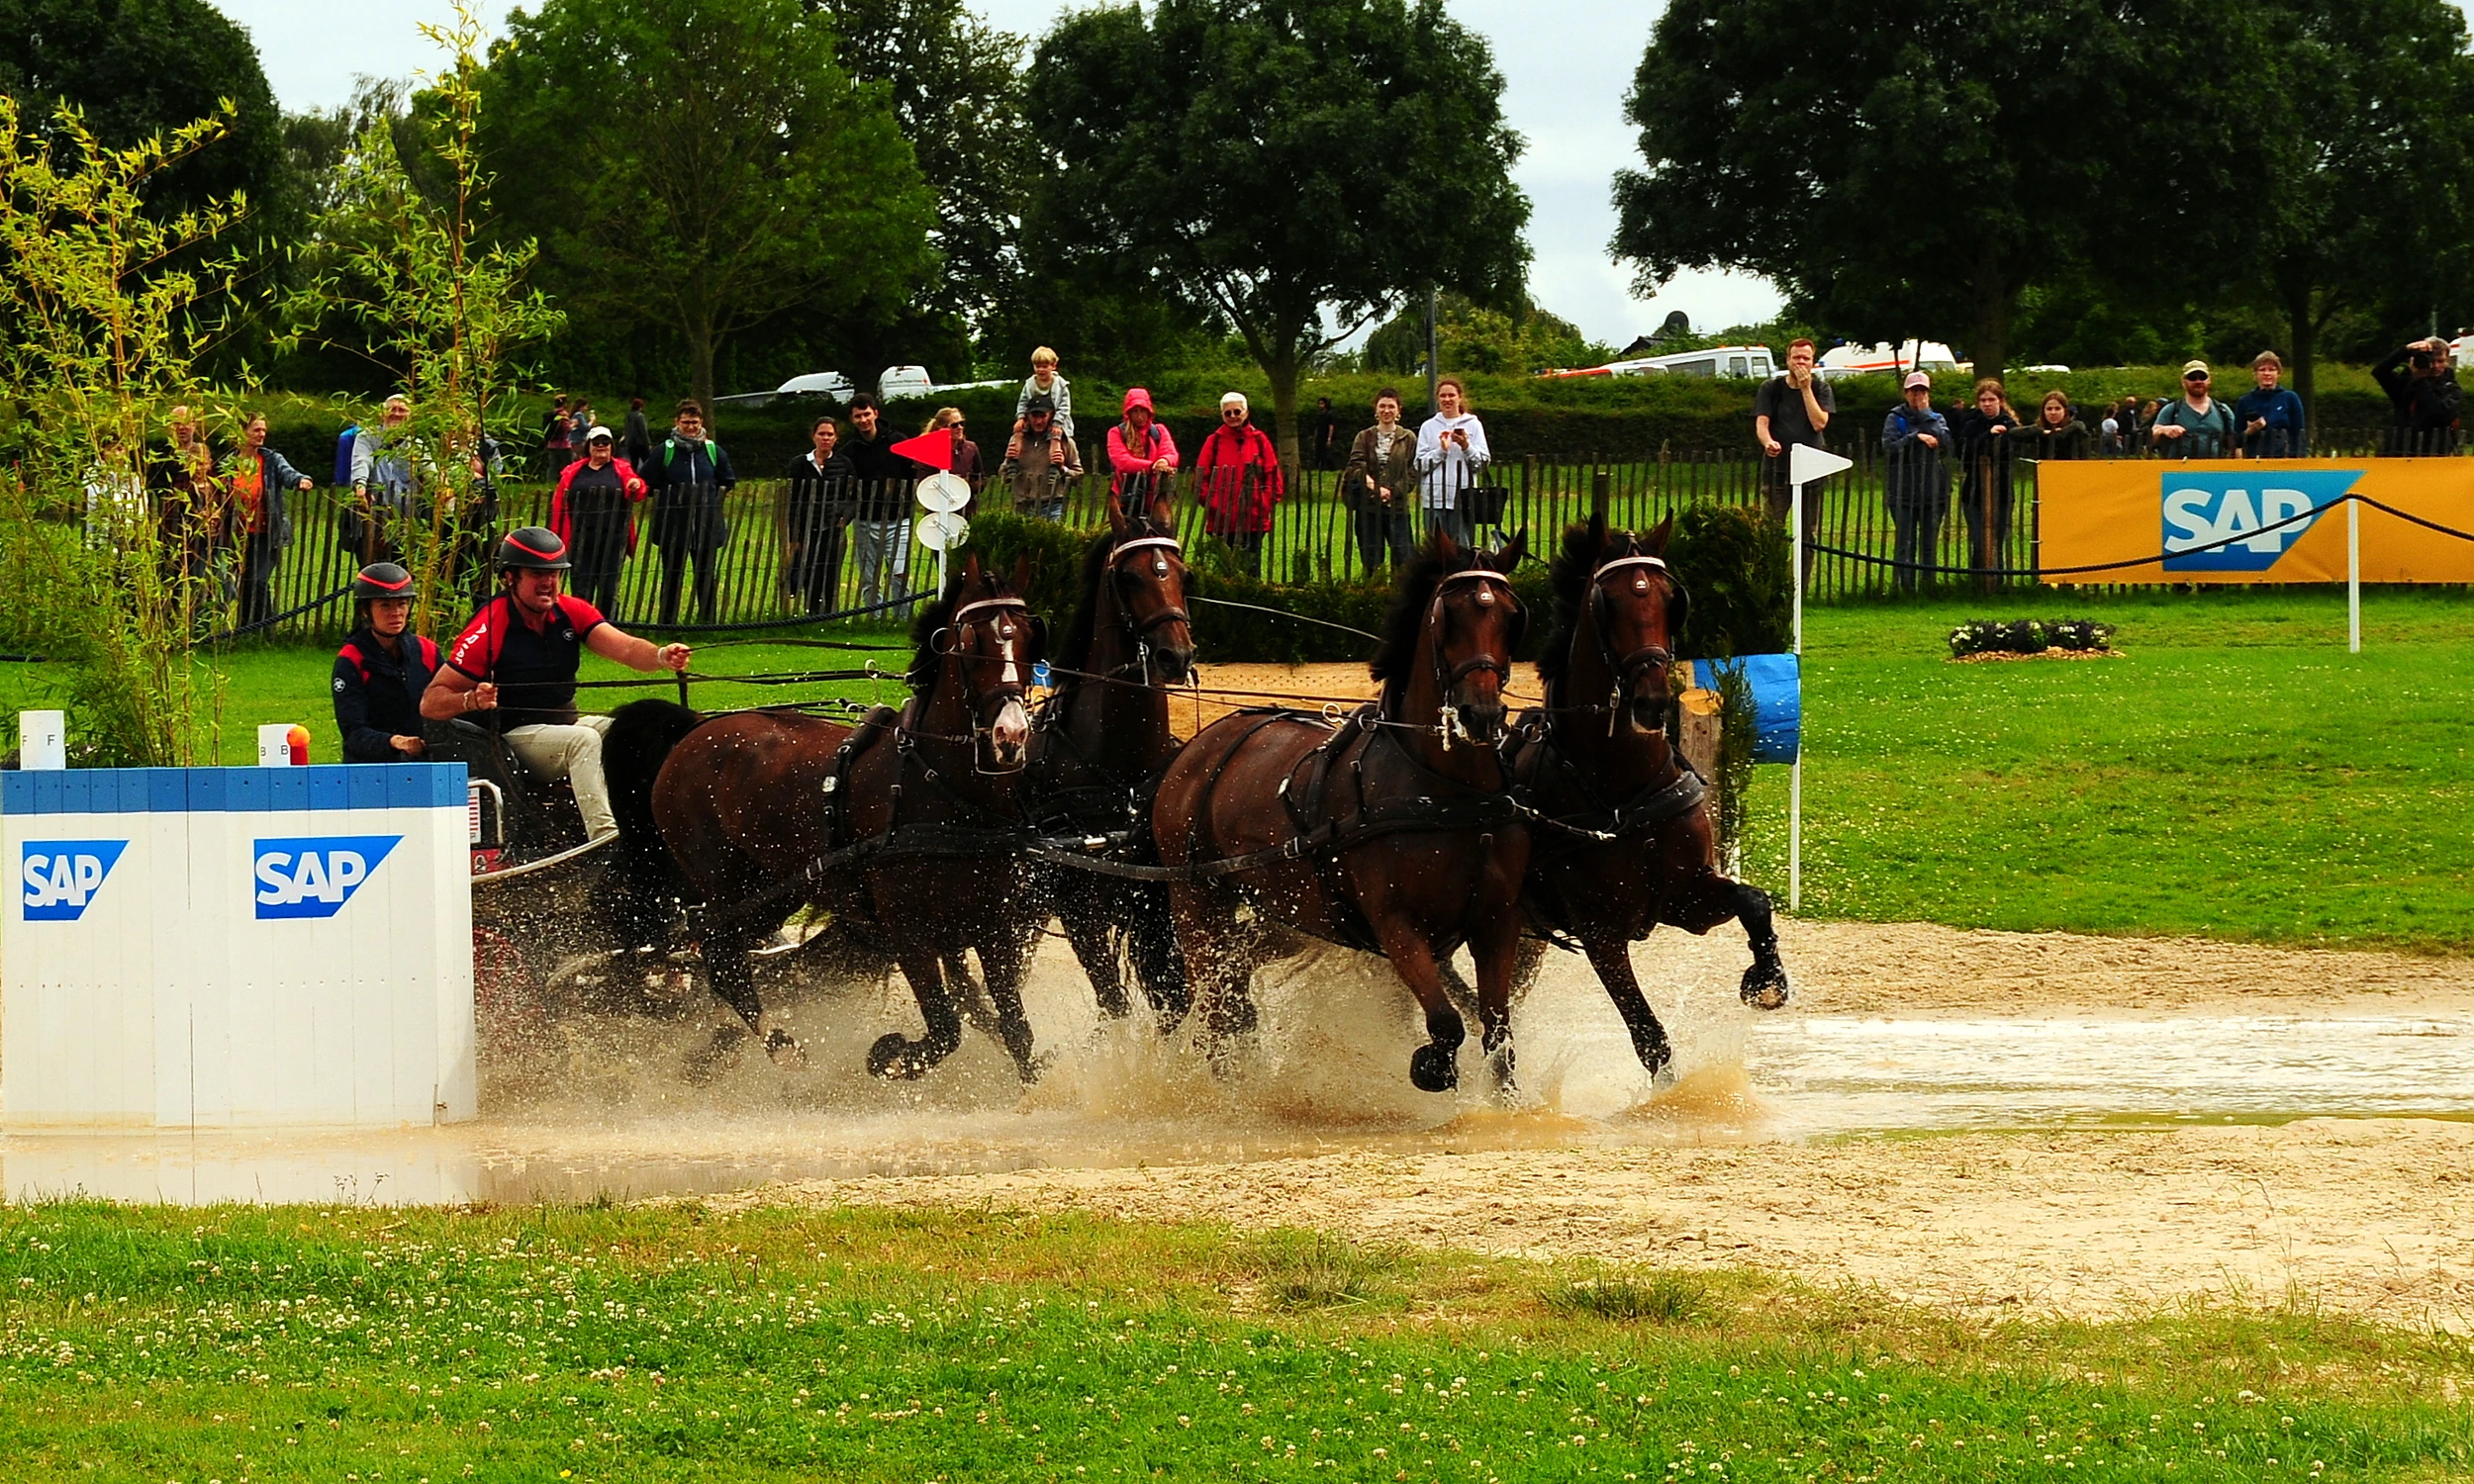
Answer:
[4,583,2468,954]
[5,1199,2472,1482]
[1736,585,2474,955]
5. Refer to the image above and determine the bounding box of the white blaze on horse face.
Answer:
[999,629,1019,687]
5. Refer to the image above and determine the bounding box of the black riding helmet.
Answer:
[497,525,572,572]
[351,561,416,602]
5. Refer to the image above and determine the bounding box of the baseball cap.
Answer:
[2181,359,2210,379]
[586,424,614,442]
[1901,372,1931,391]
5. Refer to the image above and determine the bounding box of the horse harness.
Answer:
[1576,552,1683,736]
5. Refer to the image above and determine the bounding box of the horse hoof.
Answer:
[764,1028,808,1070]
[1409,1043,1460,1093]
[1740,964,1792,1011]
[1637,1039,1675,1081]
[1650,1061,1678,1091]
[866,1032,930,1080]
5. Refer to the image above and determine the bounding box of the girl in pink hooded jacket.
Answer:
[1106,387,1180,498]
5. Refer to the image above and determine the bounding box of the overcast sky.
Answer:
[207,0,1761,347]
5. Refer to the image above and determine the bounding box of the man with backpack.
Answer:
[2150,361,2240,458]
[640,399,737,625]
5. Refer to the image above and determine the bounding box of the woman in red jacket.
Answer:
[1192,391,1284,578]
[547,426,647,618]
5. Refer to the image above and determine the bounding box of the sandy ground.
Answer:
[694,904,2474,1328]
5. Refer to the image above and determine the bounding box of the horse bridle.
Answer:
[1587,553,1677,734]
[938,594,1034,769]
[1105,532,1192,679]
[1426,568,1520,749]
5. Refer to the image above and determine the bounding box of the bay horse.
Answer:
[1026,491,1196,1028]
[603,696,853,1072]
[830,554,1046,1080]
[1149,532,1532,1093]
[1512,513,1790,1079]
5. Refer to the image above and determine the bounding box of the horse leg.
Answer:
[977,924,1042,1083]
[1468,912,1530,1103]
[868,944,966,1079]
[683,926,763,1083]
[1123,881,1192,1034]
[1665,868,1791,1010]
[1580,932,1674,1084]
[1374,920,1466,1094]
[1060,876,1135,1021]
[1170,881,1260,1075]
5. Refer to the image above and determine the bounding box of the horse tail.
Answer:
[601,697,706,941]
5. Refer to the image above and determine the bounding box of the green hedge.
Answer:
[961,503,1790,667]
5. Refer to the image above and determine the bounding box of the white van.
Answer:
[1624,344,1776,380]
[878,365,934,402]
[1818,340,1959,380]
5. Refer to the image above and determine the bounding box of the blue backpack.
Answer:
[333,424,359,487]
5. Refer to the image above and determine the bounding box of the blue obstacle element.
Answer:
[1693,653,1801,764]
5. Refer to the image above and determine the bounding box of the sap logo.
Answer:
[20,840,130,922]
[253,835,401,920]
[2161,470,2360,572]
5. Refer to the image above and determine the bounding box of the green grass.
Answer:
[1738,584,2474,954]
[5,1200,2473,1482]
[0,625,917,767]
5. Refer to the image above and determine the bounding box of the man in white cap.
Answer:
[1193,390,1284,577]
[1880,372,1951,593]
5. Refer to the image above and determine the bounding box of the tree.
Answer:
[481,0,939,415]
[1025,0,1530,466]
[281,6,564,639]
[0,0,283,225]
[815,0,1030,347]
[1612,0,2275,378]
[0,95,250,764]
[1364,294,1611,378]
[2245,0,2474,412]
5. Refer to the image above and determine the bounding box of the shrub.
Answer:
[1947,617,2117,657]
[1666,502,1792,658]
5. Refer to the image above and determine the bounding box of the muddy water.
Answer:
[7,935,2472,1207]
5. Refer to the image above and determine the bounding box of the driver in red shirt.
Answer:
[420,526,690,842]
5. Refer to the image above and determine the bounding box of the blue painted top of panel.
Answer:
[1,763,469,815]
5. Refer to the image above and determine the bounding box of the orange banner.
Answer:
[2037,459,2474,584]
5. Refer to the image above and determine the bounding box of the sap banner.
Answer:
[1,765,474,1130]
[2037,459,2474,584]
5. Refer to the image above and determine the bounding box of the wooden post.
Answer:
[1591,468,1610,525]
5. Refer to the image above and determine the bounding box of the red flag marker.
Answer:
[890,429,953,471]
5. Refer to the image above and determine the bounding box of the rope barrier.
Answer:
[1810,490,2474,579]
[1186,594,1382,643]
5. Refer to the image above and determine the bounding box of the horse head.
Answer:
[1104,490,1195,685]
[942,554,1037,772]
[1423,528,1529,748]
[1581,513,1688,736]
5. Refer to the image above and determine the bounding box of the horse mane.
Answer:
[1535,519,1638,686]
[905,570,972,694]
[1052,528,1114,697]
[1370,534,1490,712]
